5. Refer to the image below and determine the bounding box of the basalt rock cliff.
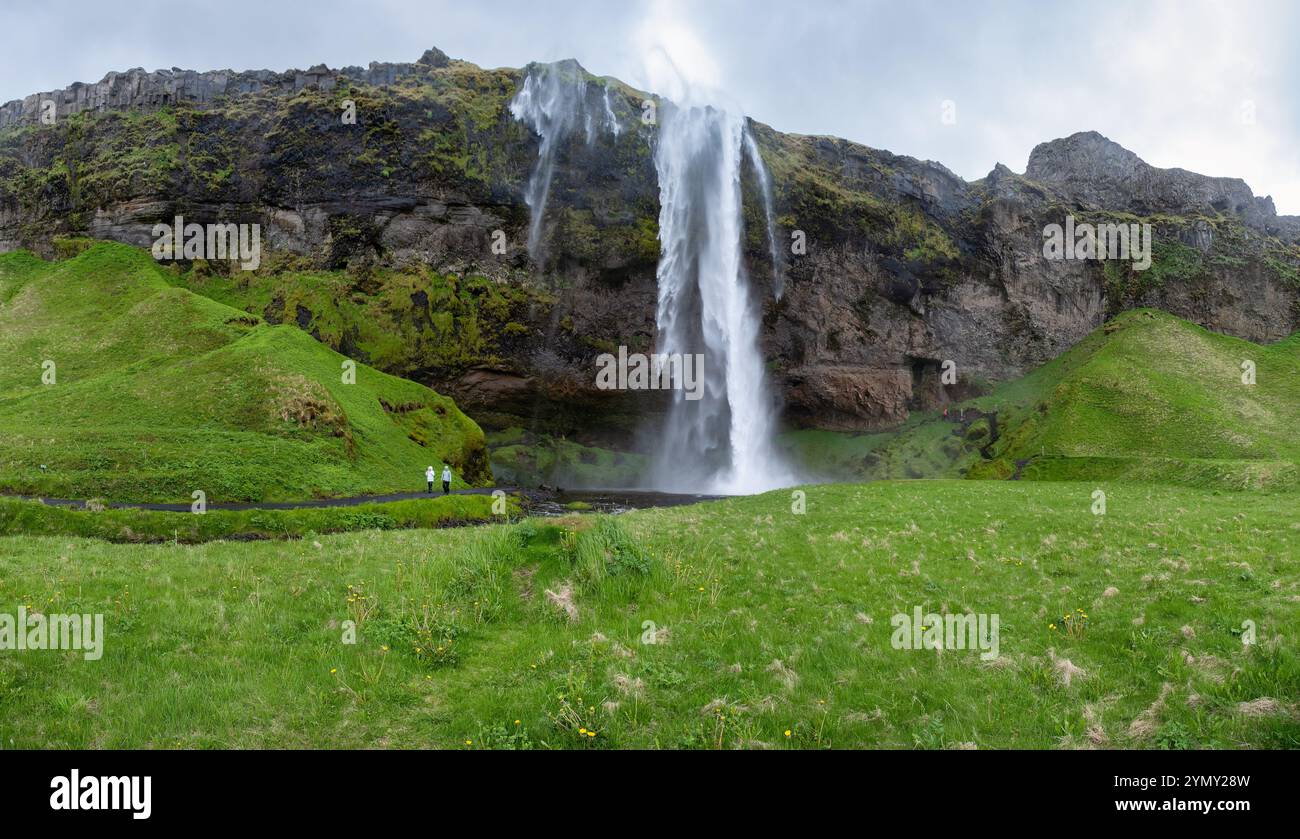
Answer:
[2,48,1298,443]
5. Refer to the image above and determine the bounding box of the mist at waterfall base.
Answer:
[511,62,798,496]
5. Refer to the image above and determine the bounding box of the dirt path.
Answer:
[4,487,721,514]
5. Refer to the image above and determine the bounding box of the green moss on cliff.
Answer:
[888,204,960,263]
[0,109,181,233]
[487,428,648,488]
[173,263,552,381]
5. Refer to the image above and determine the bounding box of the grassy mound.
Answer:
[0,243,490,502]
[0,493,515,544]
[1,480,1295,748]
[973,309,1300,488]
[787,309,1300,490]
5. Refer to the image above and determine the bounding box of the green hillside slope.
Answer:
[783,309,1300,490]
[0,242,490,501]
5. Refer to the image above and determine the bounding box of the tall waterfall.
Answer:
[649,102,793,494]
[511,62,793,495]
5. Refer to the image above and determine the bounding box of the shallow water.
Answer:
[524,488,725,517]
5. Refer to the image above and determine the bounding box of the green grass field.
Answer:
[2,480,1295,749]
[0,243,489,502]
[2,244,1297,750]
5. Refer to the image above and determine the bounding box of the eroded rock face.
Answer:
[1025,131,1279,229]
[1,50,1297,441]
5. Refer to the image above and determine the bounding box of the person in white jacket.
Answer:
[425,465,436,494]
[441,464,452,495]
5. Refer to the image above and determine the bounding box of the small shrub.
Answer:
[513,519,538,546]
[338,511,397,531]
[593,517,651,577]
[249,513,289,533]
[1050,608,1089,639]
[369,611,462,669]
[472,720,535,750]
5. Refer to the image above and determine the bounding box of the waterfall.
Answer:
[511,63,793,495]
[510,61,622,258]
[744,129,783,300]
[603,87,622,139]
[649,102,794,494]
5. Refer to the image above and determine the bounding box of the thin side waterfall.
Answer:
[744,129,784,300]
[510,61,621,258]
[649,102,794,494]
[603,87,622,138]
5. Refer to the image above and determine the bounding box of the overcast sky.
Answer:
[4,0,1298,212]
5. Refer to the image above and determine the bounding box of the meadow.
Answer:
[2,480,1295,749]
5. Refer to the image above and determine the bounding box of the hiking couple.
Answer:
[426,464,452,495]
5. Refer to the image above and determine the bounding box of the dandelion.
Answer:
[514,720,521,726]
[784,729,792,737]
[330,668,337,674]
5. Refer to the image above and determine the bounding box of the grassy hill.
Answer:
[783,309,1300,490]
[1,480,1295,748]
[0,242,490,502]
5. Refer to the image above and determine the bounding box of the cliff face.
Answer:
[3,49,1298,441]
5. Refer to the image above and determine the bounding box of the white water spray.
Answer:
[603,87,622,139]
[511,58,793,494]
[649,102,794,494]
[744,130,784,300]
[510,61,621,258]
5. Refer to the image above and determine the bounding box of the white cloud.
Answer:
[2,0,1297,211]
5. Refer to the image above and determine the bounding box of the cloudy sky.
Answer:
[5,0,1298,212]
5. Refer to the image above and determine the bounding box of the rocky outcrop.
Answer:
[1,50,1297,444]
[0,60,448,128]
[1024,131,1281,232]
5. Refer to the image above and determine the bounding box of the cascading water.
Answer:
[510,61,620,258]
[744,130,784,300]
[603,87,622,139]
[512,61,794,495]
[649,102,794,494]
